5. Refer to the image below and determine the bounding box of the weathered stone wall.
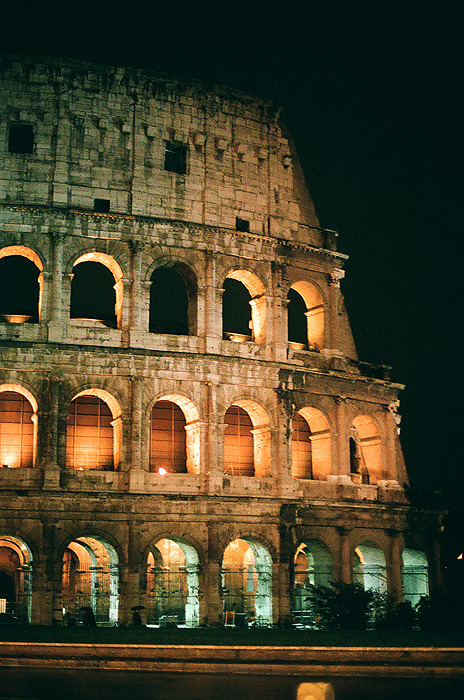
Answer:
[0,56,441,626]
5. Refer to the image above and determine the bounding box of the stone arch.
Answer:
[292,407,331,480]
[223,270,266,344]
[0,245,44,323]
[66,389,122,471]
[0,384,38,468]
[402,548,429,607]
[352,540,387,593]
[149,393,201,475]
[144,536,200,627]
[224,399,271,477]
[0,535,33,622]
[61,534,120,625]
[350,414,382,484]
[293,539,334,625]
[149,260,198,335]
[287,280,325,350]
[70,252,124,328]
[221,537,273,626]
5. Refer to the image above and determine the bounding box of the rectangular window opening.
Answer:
[235,217,250,232]
[8,123,34,154]
[94,198,110,213]
[164,140,187,175]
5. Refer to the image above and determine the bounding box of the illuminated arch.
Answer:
[71,252,124,328]
[222,537,273,626]
[350,415,382,484]
[402,548,429,607]
[293,539,334,625]
[224,399,271,477]
[149,262,197,335]
[62,535,119,625]
[145,537,200,627]
[353,540,387,593]
[66,389,122,471]
[0,384,38,468]
[0,246,43,323]
[288,281,324,350]
[223,270,266,344]
[292,407,331,480]
[0,535,33,622]
[149,394,201,475]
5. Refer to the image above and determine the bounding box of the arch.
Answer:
[293,539,334,625]
[149,394,201,475]
[0,385,38,468]
[351,415,382,484]
[402,548,429,607]
[61,535,119,625]
[222,537,273,626]
[224,399,271,477]
[223,270,266,344]
[149,262,197,335]
[66,389,122,471]
[145,537,200,627]
[0,246,43,323]
[352,540,387,593]
[288,281,324,350]
[0,535,33,622]
[292,407,331,480]
[70,253,124,328]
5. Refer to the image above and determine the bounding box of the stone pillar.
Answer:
[331,397,351,482]
[129,376,146,492]
[47,232,66,342]
[122,520,142,625]
[387,530,403,603]
[337,527,352,584]
[270,262,288,362]
[129,240,145,331]
[326,269,345,351]
[43,376,61,489]
[204,251,221,352]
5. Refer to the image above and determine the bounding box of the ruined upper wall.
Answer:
[0,55,325,246]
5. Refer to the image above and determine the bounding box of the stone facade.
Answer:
[0,55,441,626]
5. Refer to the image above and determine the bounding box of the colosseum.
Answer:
[0,55,440,626]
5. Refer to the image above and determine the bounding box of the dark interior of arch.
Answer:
[222,278,252,338]
[149,268,189,335]
[0,256,40,323]
[70,261,117,327]
[287,288,307,345]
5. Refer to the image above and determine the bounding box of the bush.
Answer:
[307,582,376,630]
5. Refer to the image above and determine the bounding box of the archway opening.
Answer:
[402,548,429,607]
[145,538,199,627]
[293,540,333,626]
[224,406,254,476]
[223,271,266,344]
[0,390,36,468]
[288,281,324,350]
[351,415,382,484]
[150,400,187,474]
[149,266,195,335]
[0,255,41,324]
[353,541,387,593]
[66,394,117,471]
[221,538,272,626]
[292,408,331,480]
[70,261,117,327]
[0,536,33,622]
[62,536,119,625]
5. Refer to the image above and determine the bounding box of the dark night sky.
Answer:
[3,2,463,508]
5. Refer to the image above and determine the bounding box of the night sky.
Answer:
[3,2,462,510]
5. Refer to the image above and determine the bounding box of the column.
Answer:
[128,376,146,492]
[43,376,61,489]
[337,526,352,584]
[327,269,345,352]
[47,232,66,342]
[387,530,403,603]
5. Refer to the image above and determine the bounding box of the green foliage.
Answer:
[306,581,376,630]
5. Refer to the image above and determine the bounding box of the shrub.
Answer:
[307,582,375,630]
